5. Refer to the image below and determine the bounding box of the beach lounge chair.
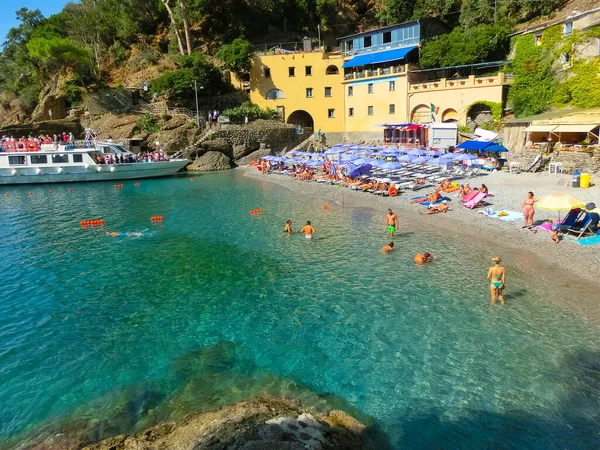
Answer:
[563,212,598,239]
[558,208,583,232]
[462,191,487,209]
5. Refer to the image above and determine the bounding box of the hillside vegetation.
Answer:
[0,0,584,122]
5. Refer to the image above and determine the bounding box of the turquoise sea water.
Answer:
[1,171,599,449]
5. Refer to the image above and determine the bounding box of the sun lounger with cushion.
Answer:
[462,191,487,209]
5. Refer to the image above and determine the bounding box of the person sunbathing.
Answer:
[413,178,426,185]
[458,184,472,197]
[410,192,441,204]
[422,200,449,214]
[436,179,451,191]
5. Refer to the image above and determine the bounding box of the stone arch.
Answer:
[287,110,314,129]
[325,65,339,75]
[266,89,285,100]
[467,102,493,125]
[442,108,458,123]
[411,104,431,124]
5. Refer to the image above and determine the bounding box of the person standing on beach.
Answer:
[386,209,399,237]
[521,191,538,229]
[300,221,315,240]
[284,220,293,234]
[487,257,505,304]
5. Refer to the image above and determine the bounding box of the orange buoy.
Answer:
[150,216,164,221]
[190,178,194,181]
[5,194,8,197]
[134,183,140,187]
[81,219,104,227]
[29,192,32,195]
[49,190,53,194]
[324,205,328,210]
[68,188,72,192]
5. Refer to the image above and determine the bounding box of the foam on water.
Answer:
[0,171,599,449]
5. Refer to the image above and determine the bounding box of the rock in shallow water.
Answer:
[80,397,370,450]
[188,151,233,172]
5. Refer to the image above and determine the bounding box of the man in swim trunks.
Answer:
[381,242,394,252]
[301,221,315,239]
[386,209,399,237]
[284,219,293,234]
[414,252,434,264]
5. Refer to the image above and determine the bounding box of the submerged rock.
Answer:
[82,397,368,450]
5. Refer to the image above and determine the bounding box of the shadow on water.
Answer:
[393,349,600,450]
[504,287,527,300]
[6,341,392,449]
[7,345,600,449]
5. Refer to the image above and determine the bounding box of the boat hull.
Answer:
[0,160,189,185]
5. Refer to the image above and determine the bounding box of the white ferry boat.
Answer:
[0,141,189,185]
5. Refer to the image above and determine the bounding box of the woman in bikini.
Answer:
[521,191,538,229]
[487,256,505,304]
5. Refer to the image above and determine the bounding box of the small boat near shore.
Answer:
[0,140,189,185]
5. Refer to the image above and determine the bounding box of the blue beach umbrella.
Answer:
[398,154,416,163]
[379,161,403,171]
[340,155,359,162]
[413,156,431,164]
[306,160,327,167]
[353,157,377,165]
[348,164,373,178]
[453,153,478,161]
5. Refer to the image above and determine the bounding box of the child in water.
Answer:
[300,221,315,240]
[284,220,292,234]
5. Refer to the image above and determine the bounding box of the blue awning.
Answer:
[456,140,509,152]
[369,46,417,64]
[342,46,417,68]
[342,53,375,68]
[484,143,509,153]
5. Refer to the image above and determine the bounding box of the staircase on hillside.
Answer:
[137,100,200,125]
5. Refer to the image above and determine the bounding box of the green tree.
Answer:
[419,24,510,68]
[216,38,254,78]
[376,0,415,24]
[27,36,92,78]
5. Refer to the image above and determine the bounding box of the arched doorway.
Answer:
[442,108,458,123]
[325,65,339,75]
[287,110,314,131]
[411,104,431,124]
[467,103,493,125]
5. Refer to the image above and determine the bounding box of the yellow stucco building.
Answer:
[238,20,512,142]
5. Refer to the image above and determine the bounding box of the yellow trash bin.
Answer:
[580,173,591,189]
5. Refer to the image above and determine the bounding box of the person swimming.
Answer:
[381,242,394,252]
[300,220,315,239]
[106,231,144,238]
[487,256,505,304]
[414,252,434,264]
[284,219,292,234]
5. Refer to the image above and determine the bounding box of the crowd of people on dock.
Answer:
[1,133,77,151]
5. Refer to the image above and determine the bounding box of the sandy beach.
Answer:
[243,166,600,322]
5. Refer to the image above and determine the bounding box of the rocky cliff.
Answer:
[80,397,370,450]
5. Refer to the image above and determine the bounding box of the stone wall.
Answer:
[503,145,600,173]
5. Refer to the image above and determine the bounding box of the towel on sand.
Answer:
[536,220,564,232]
[479,210,524,222]
[574,234,600,246]
[421,197,451,207]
